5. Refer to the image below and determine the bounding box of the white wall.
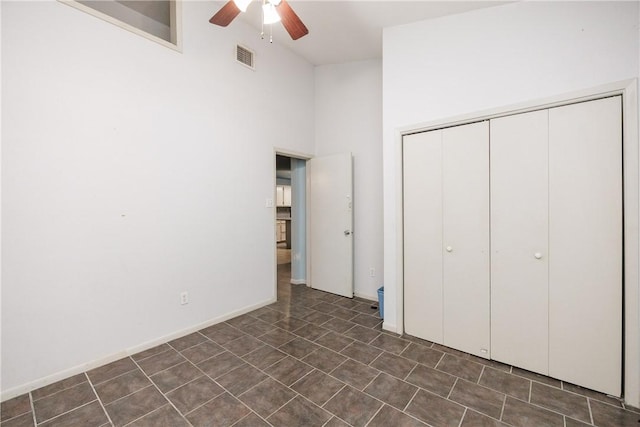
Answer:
[1,0,314,397]
[383,0,639,406]
[315,60,383,300]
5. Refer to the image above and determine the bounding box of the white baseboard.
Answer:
[382,321,398,334]
[289,279,306,285]
[354,291,377,302]
[0,297,276,402]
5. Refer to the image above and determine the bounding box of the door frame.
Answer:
[273,148,312,298]
[393,79,639,407]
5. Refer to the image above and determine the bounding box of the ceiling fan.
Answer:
[209,0,309,41]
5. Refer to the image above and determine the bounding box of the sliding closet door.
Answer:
[442,122,490,358]
[403,131,443,343]
[490,110,549,374]
[548,96,622,396]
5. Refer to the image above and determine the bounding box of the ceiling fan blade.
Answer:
[209,1,241,27]
[276,0,309,40]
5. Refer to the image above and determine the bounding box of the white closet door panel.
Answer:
[490,110,549,374]
[442,121,490,358]
[548,96,622,396]
[403,131,444,343]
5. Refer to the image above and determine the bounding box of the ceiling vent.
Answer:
[236,44,255,70]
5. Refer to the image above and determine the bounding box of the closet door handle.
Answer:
[534,252,542,259]
[446,246,453,253]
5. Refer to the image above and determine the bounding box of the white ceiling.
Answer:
[225,0,508,65]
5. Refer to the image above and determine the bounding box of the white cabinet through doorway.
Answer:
[276,185,291,207]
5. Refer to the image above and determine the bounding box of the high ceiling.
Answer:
[232,1,508,65]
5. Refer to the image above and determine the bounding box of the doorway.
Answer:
[275,154,307,297]
[274,151,354,300]
[276,155,292,288]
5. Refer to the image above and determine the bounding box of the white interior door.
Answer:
[442,122,490,358]
[309,152,353,298]
[490,110,549,374]
[403,130,444,343]
[548,96,622,396]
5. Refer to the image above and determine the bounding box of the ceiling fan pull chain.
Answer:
[270,23,273,43]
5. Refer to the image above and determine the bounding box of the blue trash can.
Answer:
[377,286,384,319]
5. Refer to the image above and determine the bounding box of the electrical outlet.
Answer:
[180,291,189,305]
[370,268,375,277]
[266,198,274,208]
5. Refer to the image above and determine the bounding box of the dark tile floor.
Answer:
[2,263,640,426]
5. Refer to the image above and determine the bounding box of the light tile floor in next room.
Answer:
[2,260,640,426]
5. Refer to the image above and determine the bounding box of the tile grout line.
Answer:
[498,389,507,423]
[165,333,208,354]
[145,359,194,388]
[121,404,176,427]
[85,372,115,427]
[181,340,227,366]
[183,337,314,420]
[288,392,336,424]
[181,388,225,418]
[288,368,318,390]
[361,371,383,393]
[586,397,595,426]
[505,395,599,425]
[320,383,347,411]
[367,351,386,370]
[402,387,420,413]
[229,409,272,427]
[478,364,487,384]
[33,399,101,426]
[131,346,174,365]
[403,363,419,382]
[28,391,37,427]
[259,393,298,424]
[457,407,467,427]
[400,389,439,426]
[28,380,102,426]
[129,354,195,426]
[362,403,385,427]
[446,377,459,400]
[100,383,154,408]
[433,350,447,370]
[89,364,139,389]
[29,375,92,402]
[250,355,316,390]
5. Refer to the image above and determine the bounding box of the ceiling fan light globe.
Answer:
[233,0,252,12]
[262,2,281,24]
[270,0,282,6]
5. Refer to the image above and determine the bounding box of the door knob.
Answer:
[344,230,351,236]
[534,252,542,259]
[446,246,453,252]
